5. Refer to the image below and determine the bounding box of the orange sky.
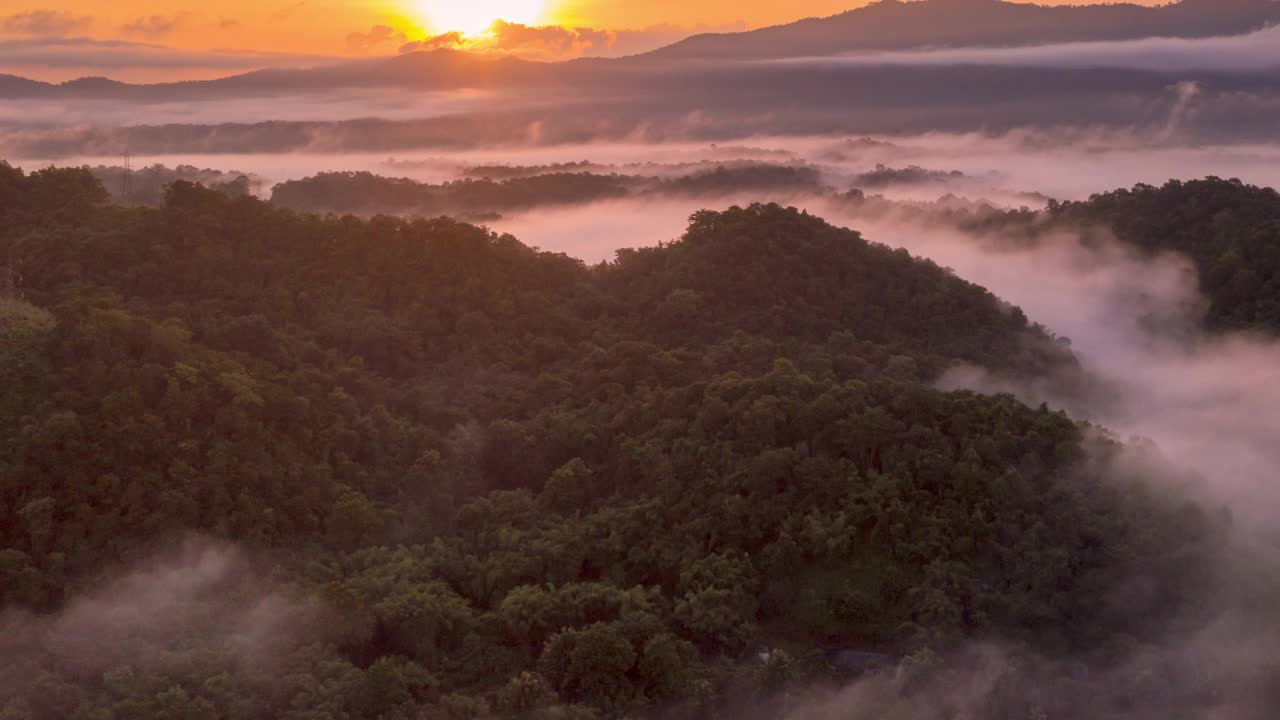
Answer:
[1,0,1172,82]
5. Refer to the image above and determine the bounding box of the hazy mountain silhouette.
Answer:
[7,0,1280,100]
[0,51,564,100]
[649,0,1280,60]
[3,0,1280,106]
[0,74,50,97]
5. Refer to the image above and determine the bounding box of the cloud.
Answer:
[219,18,243,31]
[396,22,614,61]
[398,31,465,54]
[394,21,743,62]
[0,537,327,701]
[0,36,342,83]
[486,20,615,59]
[1,9,92,37]
[271,1,308,22]
[347,24,408,53]
[120,14,190,39]
[909,221,1280,526]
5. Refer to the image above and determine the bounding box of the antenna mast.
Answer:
[121,129,133,204]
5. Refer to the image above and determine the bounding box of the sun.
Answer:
[417,0,551,35]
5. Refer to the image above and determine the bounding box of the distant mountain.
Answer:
[4,0,1280,101]
[0,74,49,98]
[0,50,564,100]
[648,0,1280,60]
[9,63,1280,157]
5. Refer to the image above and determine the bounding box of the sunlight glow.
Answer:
[417,0,551,35]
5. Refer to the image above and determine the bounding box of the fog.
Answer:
[837,210,1280,525]
[11,100,1280,527]
[480,176,1280,528]
[786,25,1280,72]
[10,58,1280,159]
[780,606,1280,719]
[17,130,1280,211]
[494,174,1280,718]
[482,150,1280,720]
[0,88,511,128]
[0,537,323,702]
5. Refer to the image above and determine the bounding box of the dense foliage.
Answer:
[271,171,632,218]
[960,177,1280,334]
[90,164,258,207]
[1049,178,1280,332]
[0,164,1227,719]
[849,164,967,189]
[270,165,823,219]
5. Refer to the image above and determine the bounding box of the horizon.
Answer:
[4,0,1179,83]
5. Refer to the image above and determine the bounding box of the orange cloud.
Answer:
[398,31,466,54]
[2,9,93,37]
[392,20,745,62]
[347,24,407,53]
[486,20,614,58]
[121,14,190,38]
[398,21,622,62]
[271,1,308,23]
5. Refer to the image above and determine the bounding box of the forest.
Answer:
[0,164,1268,719]
[960,177,1280,334]
[1049,178,1280,332]
[268,165,824,218]
[86,165,259,209]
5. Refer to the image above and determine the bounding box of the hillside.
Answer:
[1053,178,1280,333]
[268,165,823,217]
[967,178,1280,334]
[0,165,1229,718]
[651,0,1280,60]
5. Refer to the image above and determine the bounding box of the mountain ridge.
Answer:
[652,0,1280,60]
[3,0,1280,99]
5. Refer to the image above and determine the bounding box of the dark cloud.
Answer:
[397,22,617,61]
[120,14,189,39]
[391,21,750,62]
[486,20,614,58]
[347,24,407,53]
[271,1,307,23]
[0,36,341,82]
[398,32,465,54]
[1,9,92,37]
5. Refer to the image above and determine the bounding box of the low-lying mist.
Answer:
[0,537,323,707]
[9,61,1280,160]
[22,129,1280,214]
[785,24,1280,72]
[490,181,1280,717]
[518,187,1280,720]
[37,123,1280,523]
[489,186,1280,524]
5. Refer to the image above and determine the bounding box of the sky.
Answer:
[0,0,1171,82]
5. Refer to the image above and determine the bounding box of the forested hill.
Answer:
[0,165,1224,719]
[1050,178,1280,333]
[648,0,1280,61]
[972,177,1280,333]
[268,165,824,218]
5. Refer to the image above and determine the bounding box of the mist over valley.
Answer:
[4,1,1280,718]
